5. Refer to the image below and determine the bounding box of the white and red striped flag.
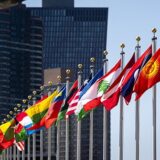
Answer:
[66,89,80,118]
[14,141,25,151]
[66,75,92,117]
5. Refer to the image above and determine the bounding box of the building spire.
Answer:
[42,0,74,8]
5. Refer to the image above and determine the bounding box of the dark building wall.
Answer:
[42,0,74,8]
[30,8,108,79]
[0,5,43,120]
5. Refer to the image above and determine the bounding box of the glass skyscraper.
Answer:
[30,8,107,79]
[0,5,43,120]
[30,5,109,160]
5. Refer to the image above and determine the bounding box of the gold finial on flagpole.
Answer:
[103,50,108,56]
[32,90,37,96]
[48,81,53,87]
[152,28,157,38]
[28,95,32,100]
[120,43,125,49]
[90,57,96,63]
[152,28,157,33]
[57,75,61,82]
[136,36,141,45]
[17,103,21,108]
[78,64,83,69]
[9,111,13,115]
[40,85,44,91]
[6,114,11,119]
[22,99,27,104]
[120,43,125,54]
[136,36,141,42]
[66,69,71,75]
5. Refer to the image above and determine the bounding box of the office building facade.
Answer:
[0,5,43,120]
[30,6,109,160]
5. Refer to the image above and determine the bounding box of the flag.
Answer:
[15,112,34,135]
[0,119,15,149]
[65,90,80,117]
[75,69,103,120]
[65,75,92,118]
[25,90,58,124]
[26,90,58,132]
[121,45,152,104]
[45,86,66,128]
[25,89,58,134]
[83,59,122,112]
[101,54,135,110]
[14,141,25,151]
[134,48,160,99]
[57,80,78,123]
[14,123,27,142]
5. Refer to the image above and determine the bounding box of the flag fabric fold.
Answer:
[134,48,160,99]
[15,112,34,135]
[83,60,122,112]
[14,141,25,151]
[25,90,58,124]
[14,123,27,142]
[25,89,58,134]
[44,86,66,128]
[57,80,78,123]
[66,74,92,118]
[101,54,135,110]
[0,119,15,149]
[121,45,152,104]
[75,69,104,120]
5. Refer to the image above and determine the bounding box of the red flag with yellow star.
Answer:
[134,48,160,100]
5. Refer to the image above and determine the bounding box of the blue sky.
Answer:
[24,0,160,160]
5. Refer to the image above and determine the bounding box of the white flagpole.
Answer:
[119,43,125,160]
[135,36,141,160]
[9,147,11,160]
[22,144,25,160]
[103,50,109,160]
[40,86,44,160]
[13,145,16,160]
[65,69,71,160]
[6,149,9,160]
[17,149,20,160]
[3,150,6,160]
[48,81,53,160]
[77,64,83,160]
[152,28,157,160]
[32,91,37,160]
[17,99,27,160]
[89,57,95,160]
[27,95,32,160]
[56,75,62,160]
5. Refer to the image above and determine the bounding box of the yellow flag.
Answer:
[0,119,15,141]
[25,89,58,118]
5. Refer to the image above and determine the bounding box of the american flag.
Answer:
[14,141,25,151]
[66,89,80,118]
[66,75,92,117]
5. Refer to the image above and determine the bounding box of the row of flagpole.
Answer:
[0,28,158,160]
